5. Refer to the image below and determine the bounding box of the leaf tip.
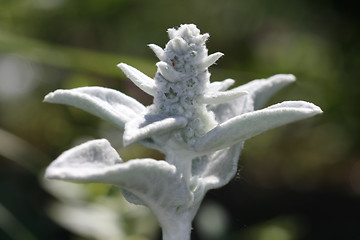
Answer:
[269,74,297,83]
[117,62,126,70]
[43,90,59,103]
[309,103,323,115]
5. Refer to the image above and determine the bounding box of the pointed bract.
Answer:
[156,62,183,82]
[198,52,223,70]
[117,63,156,96]
[170,37,188,54]
[148,44,165,61]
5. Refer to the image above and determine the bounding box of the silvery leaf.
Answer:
[148,44,165,61]
[48,202,124,240]
[237,74,296,110]
[117,63,156,96]
[44,87,146,129]
[209,95,253,124]
[197,52,223,70]
[196,101,322,152]
[123,115,187,146]
[198,89,247,105]
[156,62,184,82]
[195,144,243,191]
[45,139,192,209]
[207,79,235,92]
[209,74,297,122]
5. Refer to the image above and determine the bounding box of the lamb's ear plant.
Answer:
[44,24,322,240]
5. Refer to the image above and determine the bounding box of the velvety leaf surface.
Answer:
[117,63,156,96]
[210,74,296,123]
[123,115,187,146]
[44,87,146,129]
[196,101,322,152]
[46,139,192,209]
[192,144,243,191]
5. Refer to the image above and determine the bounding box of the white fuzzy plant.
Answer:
[44,24,322,240]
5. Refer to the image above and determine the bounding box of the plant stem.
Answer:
[161,213,192,240]
[160,152,197,240]
[166,151,194,187]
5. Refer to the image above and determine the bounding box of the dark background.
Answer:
[0,0,359,239]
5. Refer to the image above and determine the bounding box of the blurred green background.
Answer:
[0,0,359,239]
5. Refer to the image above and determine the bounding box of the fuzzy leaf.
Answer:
[156,62,183,82]
[199,89,247,104]
[196,101,322,152]
[44,87,146,129]
[117,63,156,96]
[45,139,192,209]
[207,79,235,92]
[169,37,188,54]
[208,95,254,124]
[148,44,165,61]
[238,74,296,110]
[123,115,188,146]
[192,144,243,191]
[209,74,297,122]
[198,52,223,70]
